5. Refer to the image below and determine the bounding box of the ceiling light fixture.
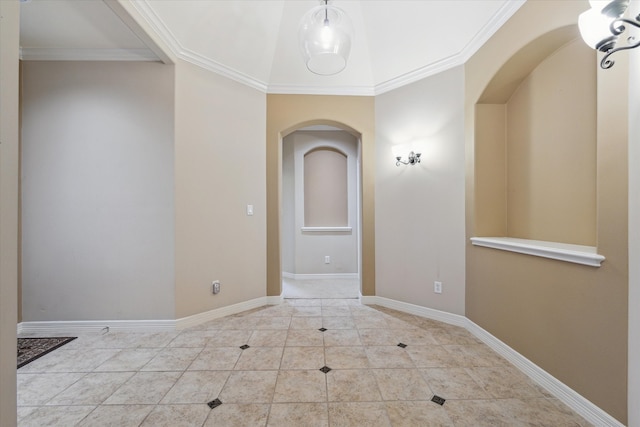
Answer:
[578,0,639,68]
[298,0,353,75]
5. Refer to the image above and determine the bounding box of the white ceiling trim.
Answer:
[130,0,525,97]
[131,0,268,92]
[267,83,375,97]
[129,0,183,57]
[373,53,463,96]
[458,0,526,64]
[180,50,269,92]
[373,0,526,96]
[19,47,159,62]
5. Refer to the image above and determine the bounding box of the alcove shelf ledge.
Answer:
[470,237,605,267]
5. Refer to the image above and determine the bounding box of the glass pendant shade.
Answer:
[299,2,353,75]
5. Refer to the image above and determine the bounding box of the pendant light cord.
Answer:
[324,0,329,25]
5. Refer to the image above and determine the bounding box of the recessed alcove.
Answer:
[473,26,604,266]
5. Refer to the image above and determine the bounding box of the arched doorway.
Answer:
[281,125,361,299]
[265,94,376,302]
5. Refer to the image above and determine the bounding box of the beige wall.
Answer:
[175,60,267,317]
[0,1,19,425]
[266,95,375,296]
[474,104,507,236]
[466,0,628,422]
[506,39,596,245]
[21,61,176,321]
[375,66,466,315]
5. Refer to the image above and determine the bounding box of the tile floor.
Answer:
[17,299,593,426]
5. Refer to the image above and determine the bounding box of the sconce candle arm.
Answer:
[395,151,421,166]
[600,15,640,68]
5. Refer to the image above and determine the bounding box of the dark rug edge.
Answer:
[17,337,77,369]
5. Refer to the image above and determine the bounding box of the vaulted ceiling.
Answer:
[19,0,524,95]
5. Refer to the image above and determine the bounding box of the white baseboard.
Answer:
[18,319,176,334]
[266,295,284,305]
[363,295,622,426]
[465,319,624,427]
[282,272,359,281]
[176,297,269,329]
[17,297,273,333]
[362,296,467,327]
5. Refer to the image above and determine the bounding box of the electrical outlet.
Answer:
[212,280,221,294]
[434,281,442,294]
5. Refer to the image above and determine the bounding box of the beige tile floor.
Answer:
[17,299,594,427]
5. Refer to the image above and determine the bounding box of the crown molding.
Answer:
[19,48,158,62]
[458,0,526,63]
[179,50,268,93]
[373,53,463,95]
[373,0,525,95]
[267,83,375,96]
[131,0,268,92]
[128,0,183,55]
[129,0,526,97]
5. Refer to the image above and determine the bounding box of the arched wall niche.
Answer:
[303,145,349,228]
[474,25,597,246]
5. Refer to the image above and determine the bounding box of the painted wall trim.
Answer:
[283,273,359,281]
[129,0,268,93]
[466,319,624,427]
[267,83,376,97]
[19,48,159,62]
[362,295,622,427]
[17,297,279,334]
[266,295,284,306]
[128,0,524,97]
[363,296,467,327]
[175,297,270,329]
[367,0,525,95]
[17,319,176,334]
[470,237,605,267]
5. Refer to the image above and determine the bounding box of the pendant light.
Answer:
[298,0,354,75]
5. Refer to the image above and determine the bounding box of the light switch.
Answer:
[247,204,254,216]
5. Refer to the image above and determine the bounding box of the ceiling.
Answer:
[19,0,524,95]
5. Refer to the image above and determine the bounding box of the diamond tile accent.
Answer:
[207,398,222,409]
[318,328,327,332]
[319,366,332,374]
[431,395,446,406]
[239,345,250,350]
[397,343,407,348]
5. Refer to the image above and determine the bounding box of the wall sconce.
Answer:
[396,151,421,166]
[579,0,639,69]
